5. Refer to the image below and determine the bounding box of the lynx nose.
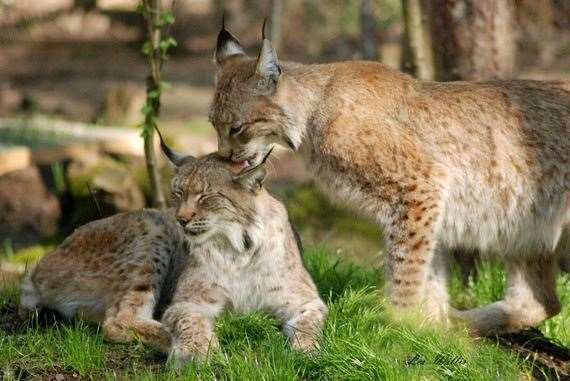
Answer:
[176,210,195,227]
[177,217,190,227]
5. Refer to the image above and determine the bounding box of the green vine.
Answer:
[137,1,177,140]
[137,0,177,208]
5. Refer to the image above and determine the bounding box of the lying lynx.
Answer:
[19,209,184,352]
[20,133,326,363]
[208,23,569,335]
[157,135,327,365]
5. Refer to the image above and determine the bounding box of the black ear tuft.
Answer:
[215,18,246,65]
[261,17,268,40]
[154,125,193,167]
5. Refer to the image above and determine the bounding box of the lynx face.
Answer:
[209,27,294,166]
[157,129,269,252]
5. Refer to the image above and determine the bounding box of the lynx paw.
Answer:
[167,339,219,368]
[167,347,196,369]
[290,334,320,353]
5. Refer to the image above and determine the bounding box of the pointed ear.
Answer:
[154,125,194,167]
[233,163,267,193]
[214,18,246,66]
[255,39,281,92]
[232,148,273,192]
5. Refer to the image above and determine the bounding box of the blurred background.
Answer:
[1,0,570,280]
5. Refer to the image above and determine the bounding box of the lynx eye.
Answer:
[172,190,184,200]
[230,124,245,136]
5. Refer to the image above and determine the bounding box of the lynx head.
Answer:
[156,127,270,252]
[209,20,299,166]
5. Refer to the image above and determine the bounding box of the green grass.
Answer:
[278,184,379,242]
[1,247,548,380]
[1,244,54,265]
[273,183,383,263]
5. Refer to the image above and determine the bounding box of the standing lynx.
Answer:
[208,24,570,335]
[156,137,326,366]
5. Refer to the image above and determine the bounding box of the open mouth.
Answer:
[230,154,258,170]
[244,154,257,165]
[243,154,260,167]
[229,160,250,172]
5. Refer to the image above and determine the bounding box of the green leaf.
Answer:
[167,37,178,47]
[141,41,153,56]
[135,3,146,15]
[159,37,178,53]
[141,104,152,115]
[148,89,160,99]
[158,11,175,26]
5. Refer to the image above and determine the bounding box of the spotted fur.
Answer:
[161,154,327,366]
[209,26,570,335]
[20,210,185,352]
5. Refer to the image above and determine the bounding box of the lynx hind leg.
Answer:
[454,256,561,336]
[102,288,171,352]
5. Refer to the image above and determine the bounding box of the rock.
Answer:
[66,157,145,223]
[0,83,24,114]
[0,167,61,244]
[0,145,32,176]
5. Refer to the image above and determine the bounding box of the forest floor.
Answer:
[1,247,569,381]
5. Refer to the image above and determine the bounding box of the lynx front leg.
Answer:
[162,295,225,367]
[280,299,328,352]
[164,310,217,367]
[386,199,442,319]
[454,256,561,335]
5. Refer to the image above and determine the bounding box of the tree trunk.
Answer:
[516,0,556,68]
[359,0,379,60]
[429,0,516,81]
[268,0,282,51]
[402,0,435,80]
